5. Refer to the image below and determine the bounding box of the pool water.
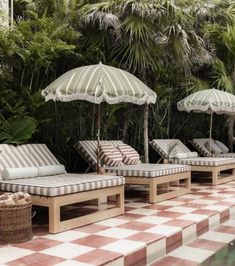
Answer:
[201,240,235,265]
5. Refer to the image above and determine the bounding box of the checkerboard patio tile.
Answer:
[2,182,235,266]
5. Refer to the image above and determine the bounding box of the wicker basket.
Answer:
[0,201,33,244]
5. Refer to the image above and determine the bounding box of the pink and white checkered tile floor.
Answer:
[1,182,235,266]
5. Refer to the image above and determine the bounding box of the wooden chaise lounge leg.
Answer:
[149,179,157,204]
[48,197,60,234]
[212,169,219,186]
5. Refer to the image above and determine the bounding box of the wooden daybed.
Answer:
[0,144,125,234]
[74,140,191,204]
[150,139,235,186]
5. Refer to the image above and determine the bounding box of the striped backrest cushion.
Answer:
[191,138,211,156]
[150,139,191,158]
[75,140,124,170]
[99,144,123,167]
[117,144,141,165]
[0,144,60,179]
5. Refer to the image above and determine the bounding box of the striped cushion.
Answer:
[191,138,211,157]
[105,163,190,178]
[170,157,235,166]
[0,174,125,197]
[100,144,123,167]
[117,144,141,165]
[150,139,191,158]
[74,140,126,170]
[0,144,60,180]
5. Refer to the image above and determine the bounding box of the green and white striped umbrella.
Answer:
[42,63,156,105]
[177,88,235,115]
[177,88,235,152]
[42,63,156,172]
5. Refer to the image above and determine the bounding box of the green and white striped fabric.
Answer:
[177,89,235,114]
[42,63,156,105]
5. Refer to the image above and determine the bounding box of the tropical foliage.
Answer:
[1,0,235,170]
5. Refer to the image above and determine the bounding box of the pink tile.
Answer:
[192,209,217,216]
[143,204,169,211]
[215,225,235,235]
[187,238,225,251]
[124,247,146,266]
[220,209,230,223]
[118,221,155,231]
[127,232,164,244]
[71,235,117,248]
[197,219,209,236]
[7,253,65,266]
[164,219,194,229]
[166,232,182,253]
[151,255,198,266]
[156,211,183,218]
[13,237,62,251]
[74,249,122,265]
[119,213,145,221]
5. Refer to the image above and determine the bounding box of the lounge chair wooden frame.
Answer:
[191,164,235,186]
[2,185,125,234]
[125,171,191,203]
[150,139,235,186]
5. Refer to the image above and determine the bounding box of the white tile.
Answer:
[182,224,196,244]
[136,216,171,225]
[125,202,150,208]
[230,206,235,218]
[169,246,213,263]
[95,227,138,239]
[107,257,124,266]
[127,208,158,216]
[178,194,204,199]
[191,199,217,205]
[0,246,34,264]
[205,205,229,211]
[146,238,166,265]
[95,218,129,227]
[199,231,234,243]
[101,239,144,255]
[145,225,181,236]
[223,219,235,227]
[44,231,89,242]
[40,243,94,259]
[222,197,235,203]
[55,260,93,266]
[209,213,220,230]
[156,200,184,206]
[211,193,234,198]
[166,207,197,213]
[179,213,208,222]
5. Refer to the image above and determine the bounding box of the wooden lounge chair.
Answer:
[191,138,235,158]
[0,144,125,234]
[74,140,191,203]
[150,139,235,186]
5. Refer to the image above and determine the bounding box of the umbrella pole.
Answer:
[97,104,101,174]
[144,103,149,163]
[209,112,214,154]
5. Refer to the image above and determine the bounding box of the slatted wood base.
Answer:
[125,171,191,203]
[30,185,124,234]
[191,164,235,185]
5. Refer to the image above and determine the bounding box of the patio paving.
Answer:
[1,182,235,265]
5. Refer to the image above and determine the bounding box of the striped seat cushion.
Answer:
[105,163,190,178]
[170,157,235,166]
[0,144,60,180]
[117,144,141,165]
[99,144,123,167]
[74,140,126,170]
[191,138,213,157]
[0,174,125,197]
[150,139,191,158]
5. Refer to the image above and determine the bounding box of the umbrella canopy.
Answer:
[42,63,156,173]
[177,88,235,153]
[42,63,156,105]
[177,88,235,115]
